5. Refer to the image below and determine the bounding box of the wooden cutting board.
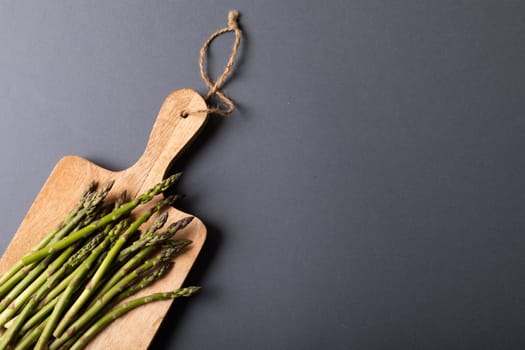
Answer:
[0,88,209,349]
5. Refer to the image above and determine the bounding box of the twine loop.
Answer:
[181,10,242,118]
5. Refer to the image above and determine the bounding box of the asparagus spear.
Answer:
[36,229,112,310]
[67,287,200,350]
[118,215,192,263]
[2,218,106,309]
[18,245,106,336]
[41,220,129,347]
[10,213,110,315]
[53,195,175,338]
[2,240,113,349]
[114,261,174,303]
[64,230,106,273]
[0,242,79,326]
[12,314,47,350]
[10,294,56,333]
[0,182,96,290]
[0,181,106,303]
[0,235,87,347]
[10,263,174,348]
[0,184,104,299]
[107,218,193,294]
[0,172,197,348]
[20,173,181,265]
[36,181,98,250]
[116,211,170,261]
[46,264,177,350]
[89,238,190,310]
[52,242,186,348]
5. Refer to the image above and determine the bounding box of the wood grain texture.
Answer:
[0,88,209,349]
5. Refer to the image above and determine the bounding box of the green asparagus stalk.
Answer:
[0,240,81,330]
[0,263,45,312]
[11,253,163,345]
[25,248,107,335]
[0,294,37,348]
[53,195,175,339]
[0,189,102,299]
[67,287,200,350]
[12,294,57,333]
[90,238,190,310]
[38,181,98,249]
[0,182,96,290]
[11,314,48,350]
[117,211,169,261]
[13,261,172,337]
[118,215,192,263]
[0,181,110,302]
[20,173,181,265]
[35,231,111,312]
[114,237,190,292]
[114,261,174,303]
[52,242,185,348]
[11,278,86,349]
[64,230,106,272]
[14,324,45,350]
[49,259,169,350]
[143,218,193,248]
[0,172,196,348]
[0,234,90,350]
[0,230,79,312]
[58,262,175,350]
[44,220,129,346]
[2,232,114,349]
[0,243,75,325]
[0,263,35,302]
[37,249,109,312]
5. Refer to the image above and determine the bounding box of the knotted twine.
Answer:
[181,10,242,118]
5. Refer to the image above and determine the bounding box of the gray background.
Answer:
[1,1,525,349]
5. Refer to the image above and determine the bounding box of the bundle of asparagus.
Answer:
[0,173,200,350]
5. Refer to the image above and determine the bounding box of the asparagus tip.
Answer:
[179,216,194,228]
[153,212,169,229]
[166,216,194,234]
[181,286,201,296]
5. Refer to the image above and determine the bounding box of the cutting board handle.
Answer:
[130,88,209,190]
